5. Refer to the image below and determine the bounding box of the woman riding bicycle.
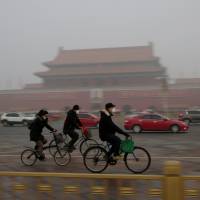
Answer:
[29,109,56,160]
[99,103,129,162]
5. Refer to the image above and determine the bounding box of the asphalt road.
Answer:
[0,120,200,175]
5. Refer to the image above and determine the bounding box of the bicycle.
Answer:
[21,131,71,166]
[49,127,98,156]
[83,136,151,173]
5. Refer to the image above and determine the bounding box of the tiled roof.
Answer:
[44,45,157,66]
[36,66,163,77]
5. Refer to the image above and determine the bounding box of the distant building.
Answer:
[0,44,199,112]
[33,43,167,90]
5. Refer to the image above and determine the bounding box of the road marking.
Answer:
[1,155,200,159]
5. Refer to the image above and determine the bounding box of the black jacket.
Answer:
[29,115,54,141]
[99,110,128,141]
[63,109,82,134]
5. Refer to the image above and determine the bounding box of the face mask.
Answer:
[112,107,116,113]
[43,115,47,120]
[76,110,80,114]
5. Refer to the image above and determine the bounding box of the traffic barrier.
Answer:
[0,161,199,199]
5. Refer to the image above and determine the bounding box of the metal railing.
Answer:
[0,161,199,199]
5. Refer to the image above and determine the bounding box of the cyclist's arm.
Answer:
[44,119,54,132]
[109,118,129,137]
[114,124,129,137]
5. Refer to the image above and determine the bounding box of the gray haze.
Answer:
[0,0,200,90]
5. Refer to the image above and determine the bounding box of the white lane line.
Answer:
[1,155,200,159]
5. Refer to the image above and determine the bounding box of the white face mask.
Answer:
[112,107,116,113]
[76,110,80,114]
[43,115,47,120]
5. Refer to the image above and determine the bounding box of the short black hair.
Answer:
[37,109,48,116]
[105,103,116,109]
[73,105,80,110]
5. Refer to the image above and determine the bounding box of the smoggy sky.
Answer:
[0,0,200,89]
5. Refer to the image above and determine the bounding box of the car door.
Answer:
[141,114,155,131]
[78,113,91,127]
[7,113,21,123]
[151,114,168,131]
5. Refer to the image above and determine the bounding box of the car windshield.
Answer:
[23,113,36,117]
[160,115,169,120]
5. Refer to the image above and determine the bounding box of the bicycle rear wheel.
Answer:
[80,139,98,155]
[83,146,108,173]
[21,149,37,166]
[54,149,71,166]
[124,146,151,173]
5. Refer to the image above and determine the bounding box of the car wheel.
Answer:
[170,125,180,133]
[132,125,142,133]
[23,120,29,126]
[183,119,190,126]
[2,120,9,127]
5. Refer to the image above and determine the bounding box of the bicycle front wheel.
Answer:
[83,146,108,173]
[124,146,151,173]
[21,149,37,166]
[80,139,98,155]
[54,149,71,166]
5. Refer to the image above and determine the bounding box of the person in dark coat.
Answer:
[63,105,82,151]
[29,109,56,160]
[99,103,129,160]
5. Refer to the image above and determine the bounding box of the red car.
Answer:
[124,113,189,133]
[78,112,99,128]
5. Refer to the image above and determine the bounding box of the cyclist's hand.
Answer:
[125,133,130,139]
[53,129,57,132]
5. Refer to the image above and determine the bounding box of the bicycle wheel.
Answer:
[49,139,57,157]
[54,149,71,166]
[21,149,37,166]
[80,139,98,155]
[124,146,151,173]
[83,146,108,173]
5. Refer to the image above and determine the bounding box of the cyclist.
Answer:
[29,109,56,160]
[99,103,129,162]
[63,105,83,152]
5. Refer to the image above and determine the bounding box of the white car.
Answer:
[0,112,36,126]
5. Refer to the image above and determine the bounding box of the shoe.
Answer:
[113,154,123,160]
[71,145,76,150]
[38,155,45,161]
[108,157,117,165]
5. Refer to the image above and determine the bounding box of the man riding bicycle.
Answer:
[99,103,129,162]
[29,109,57,160]
[63,105,83,152]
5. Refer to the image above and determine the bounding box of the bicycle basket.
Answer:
[120,139,134,153]
[55,133,64,144]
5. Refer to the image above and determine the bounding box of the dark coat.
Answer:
[63,109,82,134]
[99,110,128,141]
[29,115,54,141]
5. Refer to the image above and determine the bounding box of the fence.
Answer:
[0,161,199,199]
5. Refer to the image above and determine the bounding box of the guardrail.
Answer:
[0,161,199,199]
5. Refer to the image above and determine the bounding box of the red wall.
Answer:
[0,88,199,112]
